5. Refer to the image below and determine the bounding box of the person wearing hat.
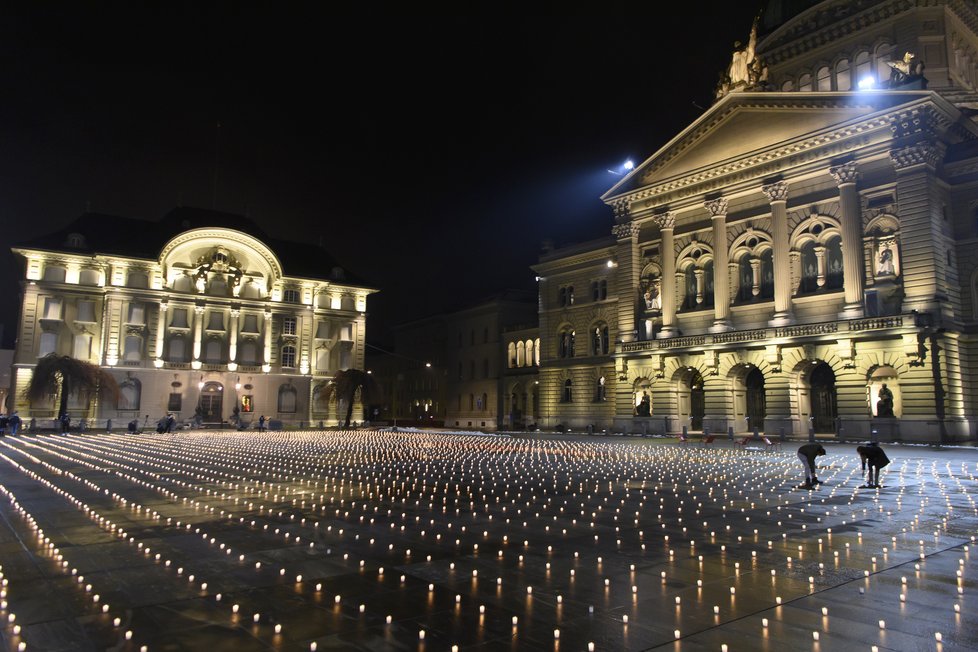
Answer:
[856,442,890,488]
[796,442,826,489]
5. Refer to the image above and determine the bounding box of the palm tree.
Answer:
[322,369,381,428]
[25,354,119,425]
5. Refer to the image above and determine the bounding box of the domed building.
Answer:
[10,207,376,429]
[533,0,978,442]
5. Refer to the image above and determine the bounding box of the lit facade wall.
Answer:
[11,226,375,428]
[534,1,978,442]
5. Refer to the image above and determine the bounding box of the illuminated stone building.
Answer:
[535,0,978,442]
[11,207,375,428]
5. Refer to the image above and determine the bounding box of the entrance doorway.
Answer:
[809,363,837,432]
[200,382,224,425]
[745,367,766,431]
[688,370,705,431]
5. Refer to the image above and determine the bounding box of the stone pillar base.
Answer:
[839,304,864,319]
[709,320,734,333]
[657,327,679,339]
[768,312,795,327]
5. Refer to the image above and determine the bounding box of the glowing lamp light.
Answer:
[623,159,634,170]
[857,75,876,89]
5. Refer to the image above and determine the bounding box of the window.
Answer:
[562,379,573,403]
[43,298,63,320]
[76,300,96,323]
[315,321,330,339]
[283,316,297,336]
[835,59,850,90]
[799,242,819,294]
[79,269,99,286]
[594,376,607,402]
[591,324,609,355]
[599,280,607,300]
[43,266,66,282]
[206,311,223,330]
[205,339,222,364]
[123,335,142,362]
[281,345,296,368]
[241,314,259,333]
[38,332,57,357]
[283,288,300,303]
[591,281,600,302]
[854,51,871,84]
[567,286,574,305]
[781,79,795,91]
[558,328,575,358]
[526,339,535,367]
[127,271,148,289]
[508,343,516,368]
[558,287,566,306]
[118,379,141,411]
[278,384,297,413]
[759,250,774,299]
[825,237,844,289]
[517,341,525,367]
[168,337,187,362]
[73,334,92,360]
[167,393,182,412]
[799,72,813,91]
[737,257,755,302]
[170,309,189,329]
[240,341,257,365]
[816,66,831,91]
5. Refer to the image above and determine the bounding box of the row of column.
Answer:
[151,304,278,369]
[614,163,865,339]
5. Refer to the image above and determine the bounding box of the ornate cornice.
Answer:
[704,197,728,217]
[890,142,945,170]
[829,161,859,186]
[762,181,789,203]
[612,223,640,240]
[611,199,630,222]
[889,106,952,141]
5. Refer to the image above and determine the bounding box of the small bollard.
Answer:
[727,426,734,441]
[752,423,760,440]
[779,427,786,442]
[871,427,878,443]
[682,425,688,438]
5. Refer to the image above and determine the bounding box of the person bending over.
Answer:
[797,443,826,489]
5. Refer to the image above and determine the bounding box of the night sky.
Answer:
[0,5,761,348]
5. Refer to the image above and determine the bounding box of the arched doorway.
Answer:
[681,370,705,431]
[745,367,766,431]
[200,382,224,425]
[809,364,837,432]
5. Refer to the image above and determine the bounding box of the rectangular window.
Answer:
[43,298,63,320]
[167,393,182,412]
[283,316,297,335]
[127,302,146,325]
[76,300,96,323]
[206,311,224,330]
[283,288,300,303]
[170,308,189,328]
[314,321,330,339]
[281,346,296,368]
[241,314,259,332]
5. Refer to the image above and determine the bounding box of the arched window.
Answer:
[682,266,697,309]
[508,342,517,368]
[633,378,652,416]
[534,338,541,365]
[759,250,774,299]
[118,378,141,410]
[781,79,795,91]
[855,51,872,85]
[702,260,715,307]
[43,265,66,282]
[875,44,894,82]
[590,324,609,355]
[562,379,572,403]
[526,339,535,367]
[825,237,844,289]
[79,269,99,286]
[799,72,813,91]
[835,58,850,90]
[558,328,575,358]
[799,242,819,293]
[594,376,606,402]
[208,277,227,296]
[816,65,832,90]
[737,256,755,302]
[277,384,297,413]
[127,271,148,289]
[517,341,525,367]
[281,345,296,368]
[172,275,193,292]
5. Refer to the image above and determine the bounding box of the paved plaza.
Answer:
[0,430,974,651]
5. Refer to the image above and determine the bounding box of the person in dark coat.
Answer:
[60,413,71,434]
[797,443,826,489]
[128,419,139,434]
[8,412,21,435]
[258,415,266,432]
[857,442,890,488]
[166,414,176,433]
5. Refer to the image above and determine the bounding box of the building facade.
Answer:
[535,0,978,442]
[11,208,376,429]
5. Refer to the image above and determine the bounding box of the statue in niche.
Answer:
[636,391,651,417]
[643,277,661,310]
[876,383,895,418]
[877,247,895,276]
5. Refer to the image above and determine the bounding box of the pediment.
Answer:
[602,91,947,202]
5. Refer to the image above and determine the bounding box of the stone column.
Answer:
[612,215,641,343]
[763,181,793,325]
[228,309,239,370]
[657,212,678,338]
[263,310,273,370]
[192,305,204,368]
[154,302,167,366]
[750,258,761,296]
[814,246,827,288]
[830,162,865,317]
[706,198,732,332]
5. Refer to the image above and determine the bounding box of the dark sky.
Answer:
[0,5,761,348]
